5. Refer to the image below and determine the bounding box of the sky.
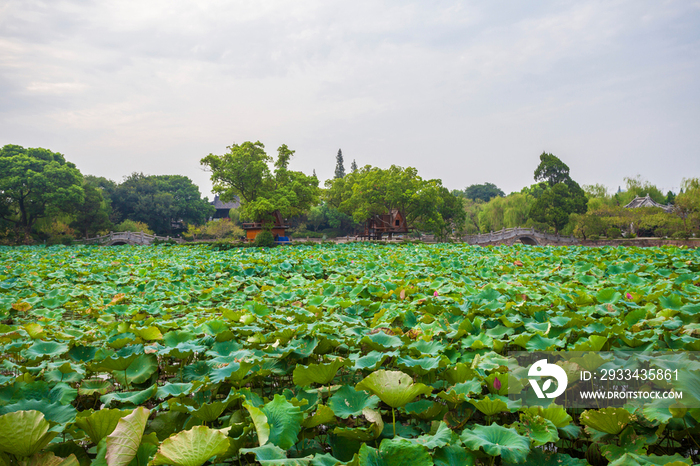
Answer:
[1,0,699,200]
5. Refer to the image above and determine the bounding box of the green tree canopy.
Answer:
[462,183,504,202]
[0,144,84,237]
[334,149,345,179]
[325,164,464,238]
[529,153,587,233]
[201,141,320,223]
[111,173,214,235]
[530,182,587,233]
[70,182,112,238]
[534,152,571,186]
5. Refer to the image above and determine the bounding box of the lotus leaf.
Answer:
[355,370,432,408]
[150,426,231,466]
[355,438,433,466]
[106,406,149,466]
[460,423,530,463]
[0,410,56,457]
[240,444,313,465]
[262,394,304,450]
[293,358,346,387]
[75,409,129,445]
[580,407,632,435]
[328,385,380,419]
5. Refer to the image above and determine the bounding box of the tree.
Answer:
[325,164,464,238]
[111,173,214,235]
[529,153,587,233]
[529,182,587,233]
[70,182,112,238]
[534,152,571,186]
[675,178,700,233]
[620,175,666,205]
[201,141,320,224]
[462,182,505,202]
[0,144,84,239]
[350,159,358,172]
[334,149,345,179]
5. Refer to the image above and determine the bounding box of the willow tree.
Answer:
[201,141,320,223]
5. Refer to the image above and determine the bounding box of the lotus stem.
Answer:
[392,407,396,437]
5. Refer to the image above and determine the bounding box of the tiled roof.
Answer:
[623,194,673,212]
[211,195,240,209]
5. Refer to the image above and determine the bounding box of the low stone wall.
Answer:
[579,238,700,248]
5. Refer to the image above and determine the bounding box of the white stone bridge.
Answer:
[77,231,183,246]
[464,227,580,246]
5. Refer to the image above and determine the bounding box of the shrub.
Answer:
[589,234,600,240]
[116,220,154,235]
[606,227,622,239]
[254,230,275,248]
[672,230,690,240]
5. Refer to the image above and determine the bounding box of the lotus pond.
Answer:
[0,243,699,466]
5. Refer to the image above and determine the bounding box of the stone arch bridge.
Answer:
[464,227,580,246]
[78,231,183,246]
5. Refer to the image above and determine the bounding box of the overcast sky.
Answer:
[1,0,699,199]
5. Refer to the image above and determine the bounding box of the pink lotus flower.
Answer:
[626,293,633,300]
[494,377,502,390]
[433,291,439,297]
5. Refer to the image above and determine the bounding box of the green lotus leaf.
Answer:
[503,449,589,466]
[262,394,304,450]
[189,400,230,423]
[355,370,432,408]
[75,409,129,445]
[524,403,572,428]
[240,444,313,465]
[101,385,157,407]
[150,426,231,466]
[209,360,254,383]
[333,408,383,442]
[244,403,270,446]
[403,399,446,420]
[113,353,159,386]
[408,421,458,449]
[155,383,194,399]
[396,355,442,376]
[607,453,692,466]
[44,362,85,384]
[0,410,57,457]
[22,340,69,361]
[596,288,621,304]
[92,353,140,373]
[0,400,76,430]
[642,398,678,423]
[360,332,403,351]
[433,444,476,466]
[79,379,113,396]
[659,295,684,311]
[468,395,511,416]
[310,453,347,466]
[356,438,433,466]
[460,423,530,463]
[328,385,380,419]
[162,330,196,347]
[516,412,559,446]
[17,451,79,466]
[182,361,212,382]
[106,406,150,466]
[442,363,479,385]
[293,358,346,387]
[302,404,335,428]
[580,407,632,435]
[349,351,393,371]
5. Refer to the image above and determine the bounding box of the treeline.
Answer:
[455,171,699,240]
[2,142,698,245]
[0,145,214,244]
